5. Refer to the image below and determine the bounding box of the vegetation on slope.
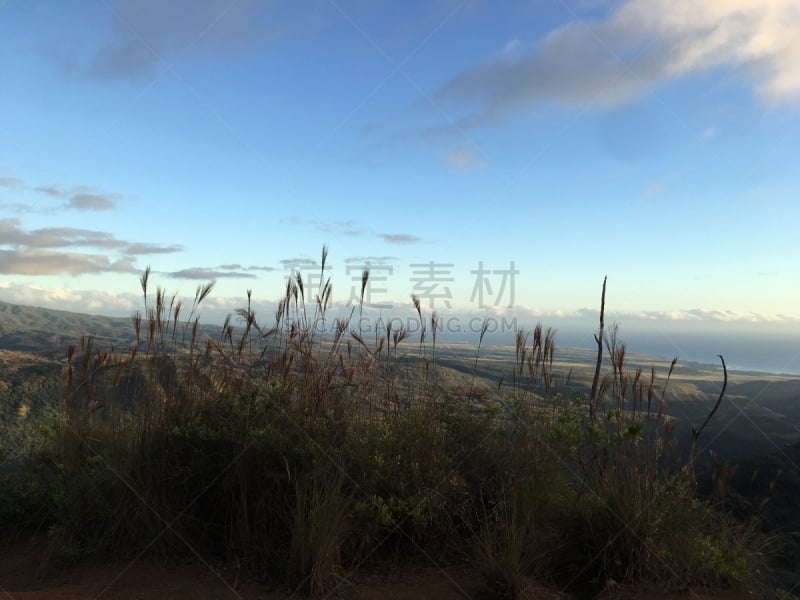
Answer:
[0,250,789,598]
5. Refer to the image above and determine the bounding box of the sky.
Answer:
[1,0,799,364]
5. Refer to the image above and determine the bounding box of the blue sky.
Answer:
[1,0,799,342]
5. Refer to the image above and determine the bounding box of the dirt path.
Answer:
[0,536,492,599]
[0,536,760,599]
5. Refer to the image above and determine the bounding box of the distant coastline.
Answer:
[2,299,798,376]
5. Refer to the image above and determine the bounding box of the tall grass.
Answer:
[3,249,777,598]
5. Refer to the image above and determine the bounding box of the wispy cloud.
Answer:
[124,242,183,254]
[317,220,368,237]
[0,218,182,275]
[344,255,398,265]
[279,257,319,270]
[166,268,257,280]
[15,226,121,249]
[283,216,425,246]
[27,181,121,210]
[0,249,137,276]
[65,0,302,81]
[33,185,66,197]
[281,217,368,237]
[0,177,22,188]
[379,233,423,245]
[68,192,117,210]
[435,0,800,127]
[1,219,180,253]
[163,263,274,279]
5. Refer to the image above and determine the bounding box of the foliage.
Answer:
[1,250,781,598]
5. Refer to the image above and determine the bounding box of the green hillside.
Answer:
[2,300,800,465]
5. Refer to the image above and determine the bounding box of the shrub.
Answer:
[6,252,778,597]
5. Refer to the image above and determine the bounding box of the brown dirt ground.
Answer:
[0,535,762,599]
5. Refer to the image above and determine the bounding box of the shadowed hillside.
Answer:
[0,301,135,357]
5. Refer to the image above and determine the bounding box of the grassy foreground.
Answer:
[0,251,782,598]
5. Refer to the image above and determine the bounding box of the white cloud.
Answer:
[613,0,800,102]
[0,282,139,315]
[0,282,262,321]
[481,304,800,325]
[577,306,800,323]
[2,280,798,329]
[437,0,800,124]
